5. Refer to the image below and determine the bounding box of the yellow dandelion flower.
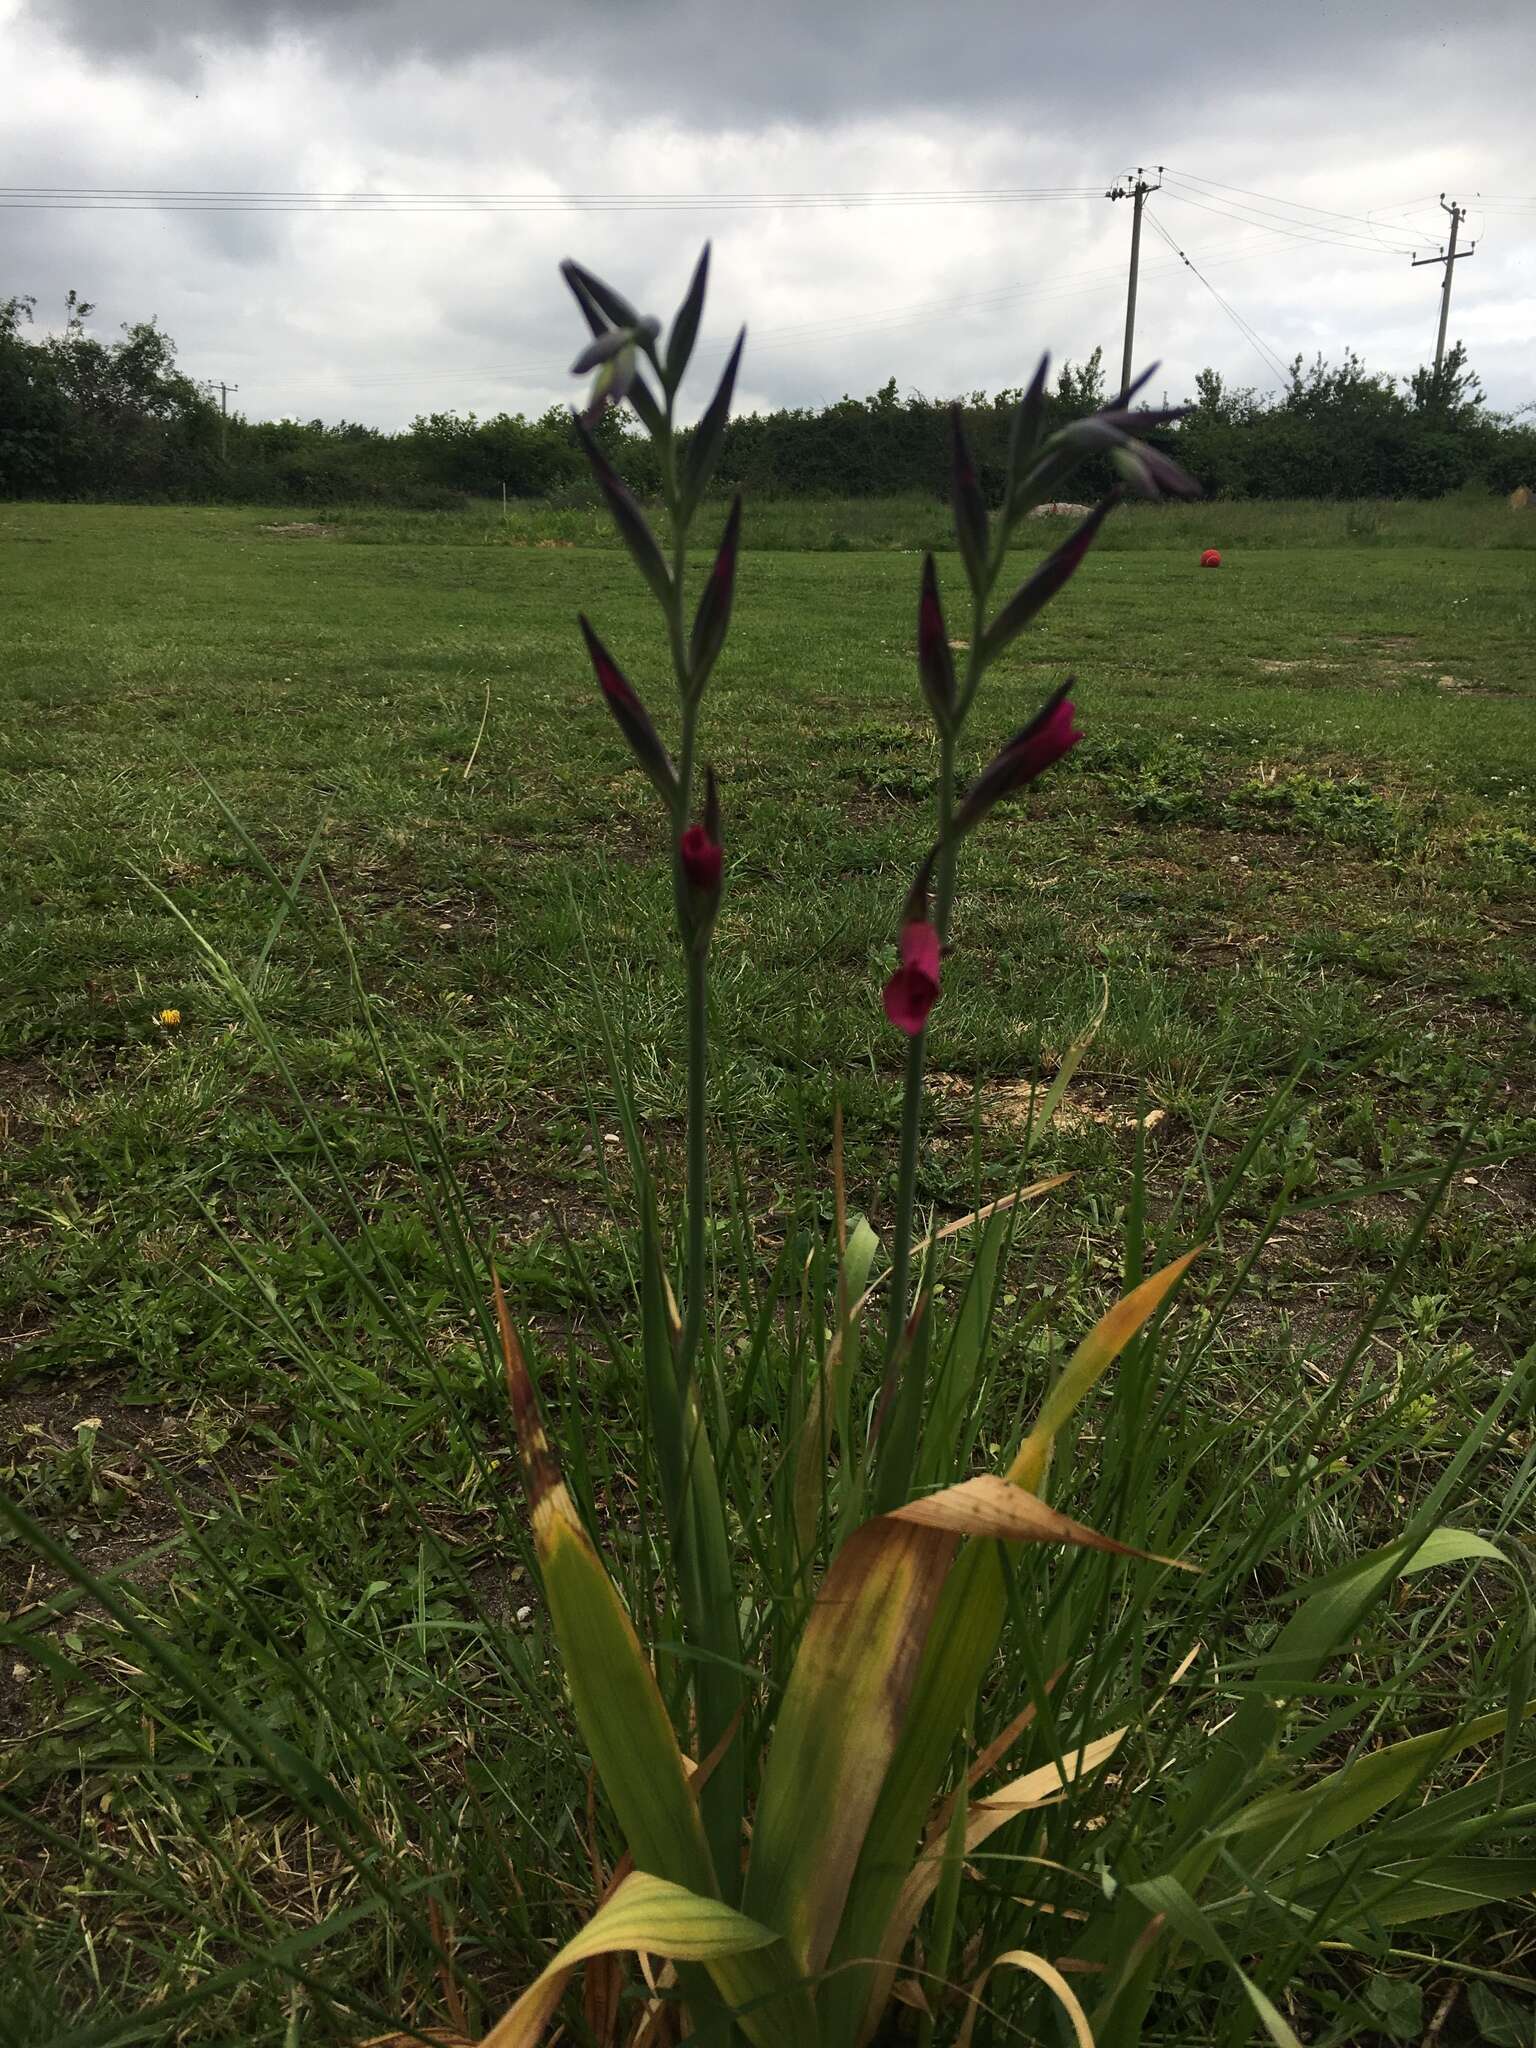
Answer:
[156,1007,182,1027]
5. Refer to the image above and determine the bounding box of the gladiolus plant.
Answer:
[479,252,1535,2048]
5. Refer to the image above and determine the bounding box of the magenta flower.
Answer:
[952,682,1081,836]
[883,917,942,1036]
[680,823,723,891]
[679,769,724,953]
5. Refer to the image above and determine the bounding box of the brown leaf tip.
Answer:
[492,1269,563,1508]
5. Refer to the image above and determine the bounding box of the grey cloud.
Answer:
[28,0,1529,125]
[7,1,1533,423]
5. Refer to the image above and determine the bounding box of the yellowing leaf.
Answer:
[892,1474,1192,1568]
[493,1278,716,1897]
[866,1730,1125,2026]
[745,1515,954,1975]
[477,1871,782,2048]
[956,1948,1095,2048]
[1009,1249,1203,1493]
[746,1473,1184,1981]
[826,1251,1202,2047]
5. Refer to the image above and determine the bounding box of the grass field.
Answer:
[3,498,1535,2044]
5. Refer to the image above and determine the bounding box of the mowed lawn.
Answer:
[2,500,1535,2037]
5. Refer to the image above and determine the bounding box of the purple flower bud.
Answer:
[560,259,643,337]
[680,824,722,888]
[1057,417,1124,455]
[665,244,710,392]
[1130,442,1201,500]
[953,682,1081,836]
[1095,404,1190,435]
[1110,362,1160,408]
[579,614,678,805]
[688,495,742,697]
[979,497,1117,663]
[916,553,956,730]
[573,418,673,607]
[882,852,942,1036]
[1006,354,1052,498]
[1110,446,1159,500]
[950,405,989,593]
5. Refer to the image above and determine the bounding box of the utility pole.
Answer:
[216,381,239,461]
[1106,166,1161,397]
[1411,196,1475,378]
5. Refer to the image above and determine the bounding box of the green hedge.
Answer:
[4,296,1532,508]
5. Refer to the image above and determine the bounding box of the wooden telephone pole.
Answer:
[1107,166,1162,397]
[216,381,239,461]
[1411,196,1475,377]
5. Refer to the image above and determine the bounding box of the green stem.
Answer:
[874,522,994,1503]
[934,721,959,940]
[881,1029,929,1370]
[876,720,950,1359]
[874,723,958,1512]
[654,397,743,1897]
[680,938,709,1378]
[665,420,706,1374]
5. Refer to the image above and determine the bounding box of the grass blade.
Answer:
[1212,1699,1536,1873]
[1126,1876,1302,2048]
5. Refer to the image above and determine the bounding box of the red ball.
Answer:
[1200,548,1222,568]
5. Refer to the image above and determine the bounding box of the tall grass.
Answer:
[2,249,1532,2048]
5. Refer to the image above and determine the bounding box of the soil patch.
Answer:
[0,1384,274,1694]
[929,1071,1167,1137]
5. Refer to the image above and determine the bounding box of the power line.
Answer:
[1159,182,1423,256]
[1160,166,1425,244]
[1144,208,1290,385]
[0,182,1103,214]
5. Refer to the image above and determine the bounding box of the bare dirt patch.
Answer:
[929,1071,1166,1137]
[1435,674,1508,696]
[0,1384,277,1734]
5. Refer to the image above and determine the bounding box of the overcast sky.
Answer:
[4,0,1533,430]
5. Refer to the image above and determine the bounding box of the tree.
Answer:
[1188,367,1261,425]
[1055,347,1107,418]
[0,295,68,493]
[1405,339,1484,422]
